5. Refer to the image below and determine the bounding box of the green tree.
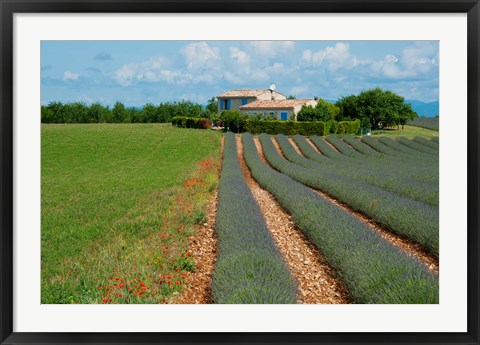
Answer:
[336,88,417,129]
[219,110,244,133]
[297,99,339,122]
[112,102,127,123]
[336,95,358,122]
[206,97,218,114]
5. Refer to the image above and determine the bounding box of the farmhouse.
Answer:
[239,99,318,121]
[217,88,317,121]
[216,89,287,112]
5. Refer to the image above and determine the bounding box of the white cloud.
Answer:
[223,71,245,85]
[370,43,437,80]
[112,56,180,86]
[300,43,357,71]
[385,54,399,63]
[181,42,220,70]
[402,41,437,70]
[249,41,294,58]
[63,71,79,81]
[290,85,309,96]
[230,47,251,65]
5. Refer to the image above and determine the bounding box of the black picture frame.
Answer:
[1,1,479,344]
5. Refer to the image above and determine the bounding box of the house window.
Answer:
[241,98,248,105]
[223,99,231,110]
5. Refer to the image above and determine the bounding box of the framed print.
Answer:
[1,1,479,344]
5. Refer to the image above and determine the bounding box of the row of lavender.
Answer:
[212,132,297,303]
[262,134,439,256]
[242,133,438,304]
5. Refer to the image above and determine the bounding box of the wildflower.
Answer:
[140,282,146,287]
[186,253,191,257]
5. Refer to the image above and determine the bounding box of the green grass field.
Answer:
[41,124,222,304]
[369,125,439,139]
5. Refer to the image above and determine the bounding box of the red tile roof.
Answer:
[240,99,315,110]
[217,89,270,98]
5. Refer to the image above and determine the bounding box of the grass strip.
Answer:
[261,134,439,256]
[243,133,438,304]
[212,132,297,304]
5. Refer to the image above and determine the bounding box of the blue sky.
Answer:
[41,40,439,106]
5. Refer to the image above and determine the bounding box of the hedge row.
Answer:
[243,120,329,136]
[260,134,439,256]
[239,119,360,136]
[171,116,212,129]
[337,120,361,134]
[211,132,297,304]
[242,133,438,303]
[282,135,439,207]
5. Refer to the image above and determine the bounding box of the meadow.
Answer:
[41,124,222,303]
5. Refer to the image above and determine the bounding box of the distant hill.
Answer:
[406,100,439,117]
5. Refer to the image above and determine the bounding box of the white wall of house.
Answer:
[256,91,287,101]
[240,108,295,120]
[217,91,287,113]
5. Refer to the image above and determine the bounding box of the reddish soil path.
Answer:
[244,136,351,304]
[276,137,439,274]
[171,138,224,304]
[304,138,325,154]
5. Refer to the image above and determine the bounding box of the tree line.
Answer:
[41,100,216,124]
[42,88,417,130]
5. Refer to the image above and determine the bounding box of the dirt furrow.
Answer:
[288,137,306,156]
[241,136,351,304]
[305,137,324,154]
[268,136,439,274]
